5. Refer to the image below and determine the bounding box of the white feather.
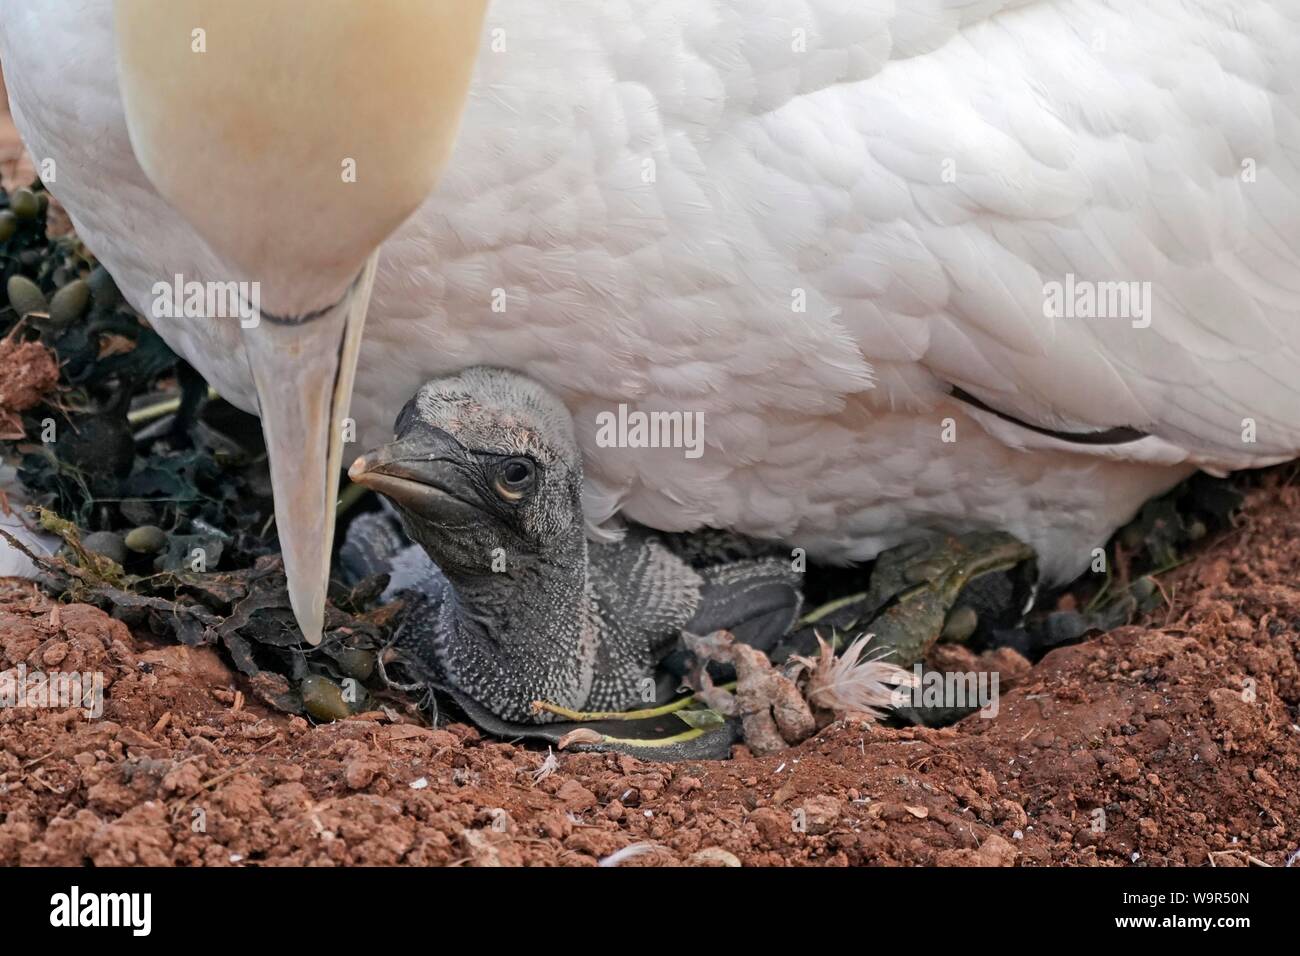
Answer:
[2,0,1297,582]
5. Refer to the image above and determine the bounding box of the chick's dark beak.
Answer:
[348,431,480,522]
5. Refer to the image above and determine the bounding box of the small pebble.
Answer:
[333,647,375,681]
[87,265,123,307]
[9,188,40,220]
[48,278,91,327]
[300,674,350,722]
[82,530,127,565]
[6,274,47,317]
[124,525,167,555]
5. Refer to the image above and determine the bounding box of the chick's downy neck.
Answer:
[424,523,598,723]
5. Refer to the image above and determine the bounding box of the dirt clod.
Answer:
[0,336,59,439]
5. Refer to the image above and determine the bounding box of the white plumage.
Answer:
[2,0,1298,582]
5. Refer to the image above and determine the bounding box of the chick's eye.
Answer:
[494,458,535,501]
[502,460,531,484]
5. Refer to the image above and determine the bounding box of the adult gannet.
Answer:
[1,0,1298,646]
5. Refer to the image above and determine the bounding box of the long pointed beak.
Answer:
[244,252,380,645]
[348,432,480,524]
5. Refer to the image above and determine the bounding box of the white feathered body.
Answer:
[2,0,1298,579]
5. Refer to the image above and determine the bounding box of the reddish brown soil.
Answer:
[1,478,1297,867]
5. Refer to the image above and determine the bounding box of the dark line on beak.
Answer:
[257,266,368,326]
[328,320,348,438]
[261,301,338,327]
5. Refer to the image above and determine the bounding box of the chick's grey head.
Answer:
[348,367,583,575]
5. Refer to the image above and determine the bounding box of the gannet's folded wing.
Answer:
[760,0,1300,468]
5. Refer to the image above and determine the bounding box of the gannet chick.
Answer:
[348,367,801,723]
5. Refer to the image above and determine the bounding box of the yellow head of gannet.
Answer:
[113,0,488,644]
